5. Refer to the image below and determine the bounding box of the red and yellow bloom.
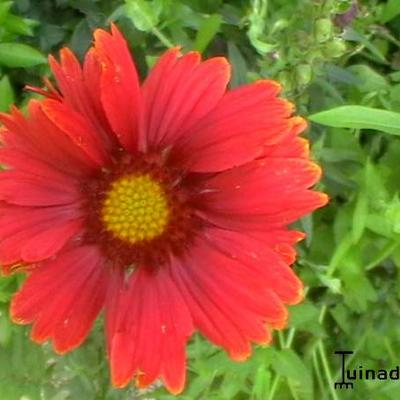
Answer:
[0,25,327,394]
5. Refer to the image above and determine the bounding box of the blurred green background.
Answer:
[2,0,400,399]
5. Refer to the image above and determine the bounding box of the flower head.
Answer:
[0,24,327,394]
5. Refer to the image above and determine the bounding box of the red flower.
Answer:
[0,25,327,394]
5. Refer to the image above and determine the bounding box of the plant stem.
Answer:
[268,374,281,400]
[317,341,340,400]
[312,350,325,395]
[151,26,174,48]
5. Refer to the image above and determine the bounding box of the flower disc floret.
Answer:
[101,174,170,243]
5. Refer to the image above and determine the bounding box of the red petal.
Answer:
[0,203,83,265]
[197,157,326,227]
[202,228,304,304]
[0,221,82,266]
[170,237,287,360]
[171,80,292,172]
[0,148,80,183]
[94,24,141,152]
[0,102,97,175]
[263,117,310,158]
[106,267,193,394]
[11,246,108,353]
[83,48,116,143]
[199,190,328,230]
[250,229,305,264]
[49,47,115,152]
[202,158,321,201]
[41,99,110,166]
[105,271,137,388]
[0,203,81,232]
[0,230,43,265]
[0,170,80,206]
[21,219,83,262]
[141,48,230,150]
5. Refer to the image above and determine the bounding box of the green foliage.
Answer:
[0,75,14,111]
[309,106,400,136]
[0,43,46,67]
[193,14,222,52]
[1,0,400,399]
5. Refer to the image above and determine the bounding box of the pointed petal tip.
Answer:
[229,350,251,362]
[298,137,311,157]
[9,295,24,325]
[53,347,68,355]
[255,79,282,94]
[0,112,10,123]
[258,333,274,346]
[93,26,108,38]
[286,284,306,306]
[0,108,19,125]
[164,46,183,58]
[9,314,26,326]
[282,98,296,114]
[111,373,132,389]
[209,55,230,66]
[291,116,308,133]
[30,334,47,345]
[209,56,231,80]
[164,382,185,396]
[59,47,75,59]
[53,340,82,355]
[47,54,58,69]
[93,27,112,49]
[94,23,124,46]
[308,161,323,183]
[294,231,307,243]
[110,21,119,33]
[317,192,329,207]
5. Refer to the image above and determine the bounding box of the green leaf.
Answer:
[271,349,313,400]
[340,255,378,311]
[365,240,400,271]
[318,275,342,294]
[0,43,46,68]
[3,15,36,36]
[289,302,324,335]
[330,304,352,334]
[251,365,271,400]
[366,213,394,238]
[329,232,353,271]
[352,191,368,243]
[381,0,400,23]
[0,75,14,112]
[347,64,388,93]
[364,161,389,205]
[125,0,160,32]
[0,2,12,24]
[309,106,400,136]
[227,42,247,87]
[193,14,221,52]
[343,28,387,63]
[0,310,12,347]
[289,302,319,328]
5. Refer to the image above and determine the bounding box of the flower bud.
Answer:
[315,18,333,43]
[324,38,346,58]
[307,49,324,62]
[295,64,312,86]
[278,71,293,92]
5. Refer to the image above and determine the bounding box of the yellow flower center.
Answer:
[101,174,170,243]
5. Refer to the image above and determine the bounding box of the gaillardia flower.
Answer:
[0,25,327,394]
